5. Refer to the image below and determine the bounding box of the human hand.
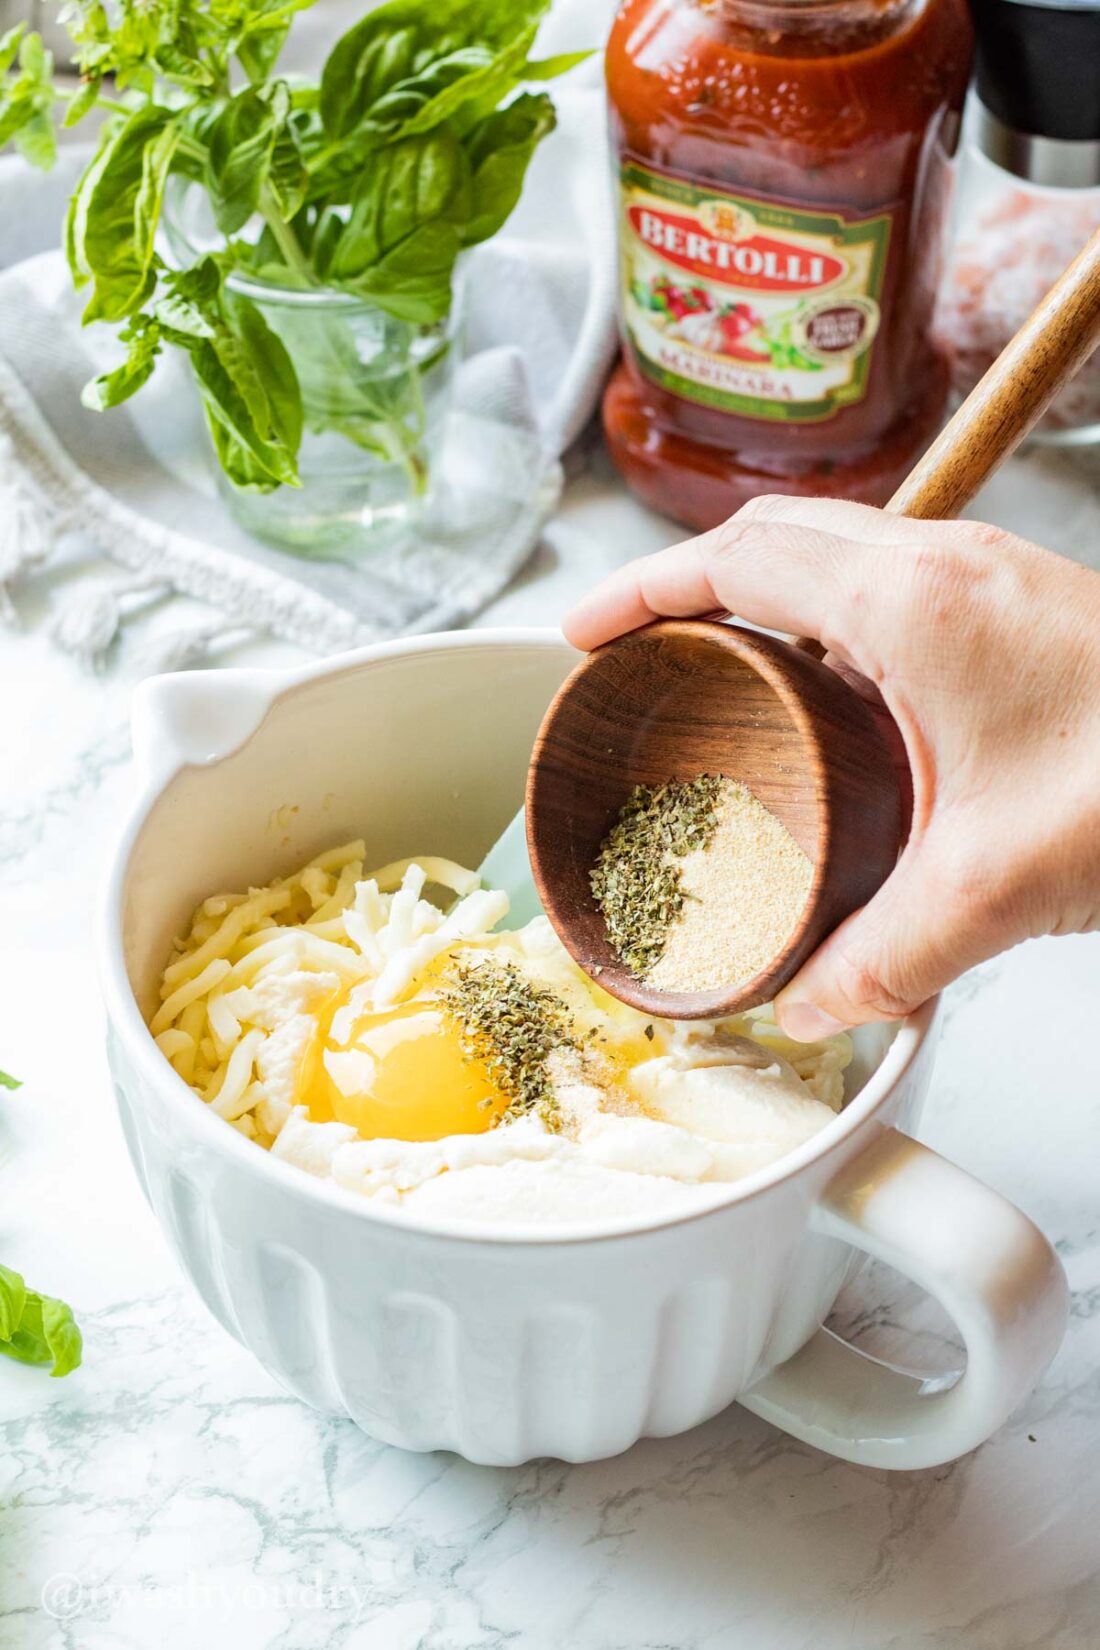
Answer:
[563,496,1100,1040]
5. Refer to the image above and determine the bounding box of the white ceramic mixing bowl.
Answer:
[100,630,1068,1468]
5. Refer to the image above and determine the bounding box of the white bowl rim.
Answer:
[99,625,939,1249]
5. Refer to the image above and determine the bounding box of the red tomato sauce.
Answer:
[603,0,974,528]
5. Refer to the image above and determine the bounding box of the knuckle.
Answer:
[955,519,1015,557]
[706,514,803,570]
[903,538,993,624]
[732,493,792,524]
[628,549,667,592]
[703,518,755,569]
[905,540,954,589]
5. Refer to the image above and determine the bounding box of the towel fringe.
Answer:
[129,618,259,677]
[0,431,55,622]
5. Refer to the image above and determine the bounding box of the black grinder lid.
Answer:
[970,0,1100,142]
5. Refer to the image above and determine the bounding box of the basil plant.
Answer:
[0,1070,81,1379]
[0,0,585,501]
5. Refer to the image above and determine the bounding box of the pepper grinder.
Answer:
[937,0,1100,445]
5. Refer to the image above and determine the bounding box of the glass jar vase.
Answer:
[163,183,463,560]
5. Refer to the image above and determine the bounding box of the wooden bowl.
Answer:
[525,619,904,1020]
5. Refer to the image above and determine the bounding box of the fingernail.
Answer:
[776,1002,848,1043]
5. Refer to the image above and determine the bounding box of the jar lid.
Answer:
[971,0,1100,151]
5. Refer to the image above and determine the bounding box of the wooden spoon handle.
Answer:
[888,223,1100,520]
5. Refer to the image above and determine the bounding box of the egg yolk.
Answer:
[297,990,510,1143]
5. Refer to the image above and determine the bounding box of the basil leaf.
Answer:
[62,76,101,128]
[309,208,343,277]
[0,1277,82,1376]
[0,94,36,151]
[320,17,418,140]
[184,313,301,492]
[330,128,468,271]
[205,81,290,236]
[0,1264,26,1341]
[221,286,303,456]
[190,347,298,490]
[0,28,58,163]
[17,28,47,80]
[461,91,555,246]
[165,257,223,304]
[16,108,55,168]
[358,42,524,143]
[345,221,462,324]
[41,1296,83,1378]
[237,16,291,87]
[205,420,279,492]
[153,286,219,339]
[82,313,162,409]
[320,0,551,143]
[75,105,180,323]
[0,101,30,149]
[163,255,227,313]
[154,43,214,89]
[328,129,469,322]
[520,50,595,80]
[0,1067,20,1089]
[0,23,26,76]
[0,1296,49,1365]
[172,99,220,186]
[66,118,116,287]
[268,121,308,223]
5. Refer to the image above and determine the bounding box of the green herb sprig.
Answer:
[0,1069,82,1378]
[443,959,577,1132]
[590,774,724,978]
[0,0,586,493]
[0,1262,82,1377]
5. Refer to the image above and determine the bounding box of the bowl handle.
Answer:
[130,668,279,789]
[739,1127,1068,1469]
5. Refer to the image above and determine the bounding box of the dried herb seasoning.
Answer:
[589,773,723,977]
[442,960,578,1132]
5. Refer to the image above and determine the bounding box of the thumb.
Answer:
[773,845,996,1040]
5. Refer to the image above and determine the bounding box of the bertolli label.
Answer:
[619,159,892,423]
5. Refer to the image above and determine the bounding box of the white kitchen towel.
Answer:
[0,58,618,666]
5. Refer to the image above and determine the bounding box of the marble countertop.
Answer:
[2,443,1099,1650]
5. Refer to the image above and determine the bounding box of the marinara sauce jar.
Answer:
[603,0,974,527]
